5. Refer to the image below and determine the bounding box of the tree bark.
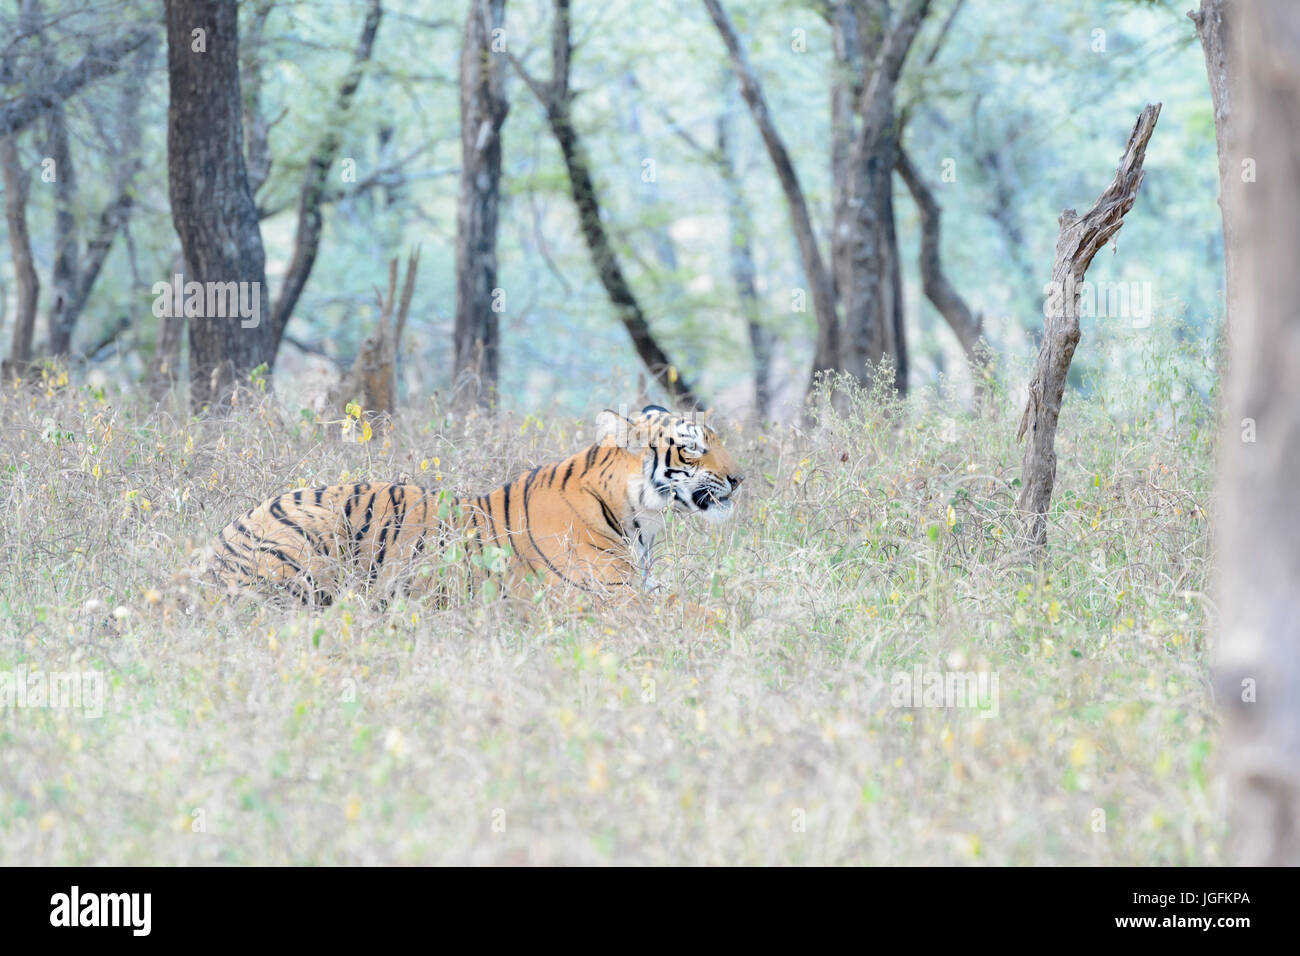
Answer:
[453,0,509,408]
[830,1,866,314]
[842,0,930,393]
[1015,104,1160,553]
[881,181,907,390]
[1188,0,1243,328]
[44,105,78,356]
[334,251,418,420]
[703,0,840,396]
[1,135,39,379]
[1216,0,1300,867]
[165,0,275,409]
[513,0,702,408]
[268,0,383,355]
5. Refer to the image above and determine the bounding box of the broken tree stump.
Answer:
[1015,103,1161,553]
[332,249,419,428]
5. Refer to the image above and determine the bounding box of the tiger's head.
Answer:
[596,404,743,524]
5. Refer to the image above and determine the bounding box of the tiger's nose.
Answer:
[728,474,744,490]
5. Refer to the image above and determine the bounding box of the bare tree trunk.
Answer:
[267,0,383,355]
[716,84,772,418]
[453,0,508,408]
[830,0,864,313]
[1188,0,1243,328]
[44,105,78,356]
[165,0,275,409]
[240,0,274,198]
[842,0,930,393]
[896,147,983,361]
[50,34,158,358]
[703,0,840,397]
[1015,104,1160,553]
[513,0,702,408]
[881,183,907,391]
[1216,0,1300,867]
[657,77,770,415]
[1,135,39,379]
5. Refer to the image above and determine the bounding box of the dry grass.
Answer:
[0,356,1221,864]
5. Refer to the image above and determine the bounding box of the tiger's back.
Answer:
[199,482,449,605]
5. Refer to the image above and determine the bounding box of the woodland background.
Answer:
[1,0,1224,416]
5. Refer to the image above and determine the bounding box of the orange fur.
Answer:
[189,406,742,606]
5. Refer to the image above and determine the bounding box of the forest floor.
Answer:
[0,365,1221,864]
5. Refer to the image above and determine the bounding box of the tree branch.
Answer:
[0,28,151,138]
[896,146,982,360]
[268,0,384,354]
[512,0,704,408]
[702,0,840,391]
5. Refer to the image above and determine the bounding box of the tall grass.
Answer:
[0,334,1221,864]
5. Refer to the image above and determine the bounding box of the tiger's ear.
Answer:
[595,409,649,452]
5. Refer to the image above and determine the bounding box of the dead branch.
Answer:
[1015,103,1161,553]
[332,252,419,423]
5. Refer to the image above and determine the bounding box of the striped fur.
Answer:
[191,406,742,606]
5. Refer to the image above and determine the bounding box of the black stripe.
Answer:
[371,516,393,581]
[388,485,408,548]
[268,499,319,549]
[521,460,593,594]
[347,493,377,570]
[264,546,306,576]
[211,544,252,578]
[480,493,500,544]
[586,489,625,539]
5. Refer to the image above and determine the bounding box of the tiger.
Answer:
[186,405,743,606]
